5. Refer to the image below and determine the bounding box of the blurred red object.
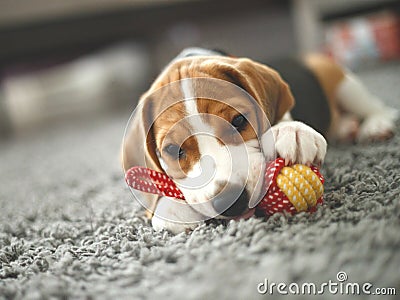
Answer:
[325,11,400,68]
[371,12,400,60]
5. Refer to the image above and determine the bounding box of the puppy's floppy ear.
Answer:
[274,75,295,122]
[122,93,161,172]
[221,57,295,124]
[122,94,161,219]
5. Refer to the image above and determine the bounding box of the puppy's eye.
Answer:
[231,114,247,131]
[164,144,185,160]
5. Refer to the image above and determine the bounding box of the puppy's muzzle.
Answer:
[212,184,249,217]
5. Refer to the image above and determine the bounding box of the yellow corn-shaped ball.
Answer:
[276,164,324,212]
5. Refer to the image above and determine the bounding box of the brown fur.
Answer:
[302,54,346,137]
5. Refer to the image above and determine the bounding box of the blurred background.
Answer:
[0,0,399,136]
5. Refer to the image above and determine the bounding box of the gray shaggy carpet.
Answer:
[1,63,399,300]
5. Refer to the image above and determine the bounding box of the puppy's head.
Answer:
[123,56,294,219]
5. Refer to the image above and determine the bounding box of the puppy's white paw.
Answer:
[358,109,398,142]
[334,114,360,143]
[152,197,204,234]
[263,121,327,165]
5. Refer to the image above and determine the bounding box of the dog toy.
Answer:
[125,158,324,216]
[256,158,324,215]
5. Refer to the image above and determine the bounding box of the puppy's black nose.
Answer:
[212,185,249,217]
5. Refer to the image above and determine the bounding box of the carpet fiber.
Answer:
[1,63,399,299]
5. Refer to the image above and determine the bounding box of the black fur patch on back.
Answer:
[268,58,331,135]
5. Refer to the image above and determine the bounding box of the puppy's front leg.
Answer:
[262,121,327,165]
[152,197,205,234]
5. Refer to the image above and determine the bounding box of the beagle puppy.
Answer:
[122,47,397,234]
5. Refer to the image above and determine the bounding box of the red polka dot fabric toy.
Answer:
[125,158,324,217]
[257,158,324,215]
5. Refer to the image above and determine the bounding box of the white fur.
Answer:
[152,196,205,234]
[172,47,223,64]
[336,73,398,142]
[177,138,265,217]
[280,111,293,122]
[263,121,327,166]
[158,156,169,172]
[333,114,360,142]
